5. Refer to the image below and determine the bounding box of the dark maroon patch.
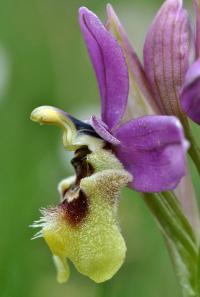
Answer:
[60,190,89,227]
[59,148,93,226]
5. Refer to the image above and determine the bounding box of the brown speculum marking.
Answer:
[59,147,94,227]
[61,190,88,226]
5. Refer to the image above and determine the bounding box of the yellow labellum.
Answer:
[34,150,131,283]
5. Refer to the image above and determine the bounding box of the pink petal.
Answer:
[90,116,120,145]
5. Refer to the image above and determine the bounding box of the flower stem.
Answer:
[143,192,197,257]
[142,191,199,297]
[184,125,200,176]
[161,191,196,243]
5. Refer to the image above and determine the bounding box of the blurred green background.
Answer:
[0,0,197,297]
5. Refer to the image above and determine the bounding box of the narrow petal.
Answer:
[79,7,129,129]
[180,59,200,124]
[143,0,191,117]
[90,116,120,145]
[194,0,200,58]
[113,116,188,192]
[106,4,159,120]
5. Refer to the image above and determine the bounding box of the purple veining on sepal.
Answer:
[180,59,200,124]
[113,116,188,192]
[79,7,129,129]
[143,0,190,116]
[90,115,120,145]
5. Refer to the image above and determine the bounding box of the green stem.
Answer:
[162,191,196,243]
[143,193,197,258]
[185,126,200,176]
[142,192,199,297]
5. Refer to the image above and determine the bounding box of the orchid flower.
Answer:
[143,0,191,119]
[141,0,200,139]
[31,6,188,193]
[30,2,200,295]
[179,0,200,125]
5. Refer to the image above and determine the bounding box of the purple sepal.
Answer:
[143,0,190,116]
[113,116,188,192]
[79,7,129,129]
[180,59,200,124]
[90,116,120,145]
